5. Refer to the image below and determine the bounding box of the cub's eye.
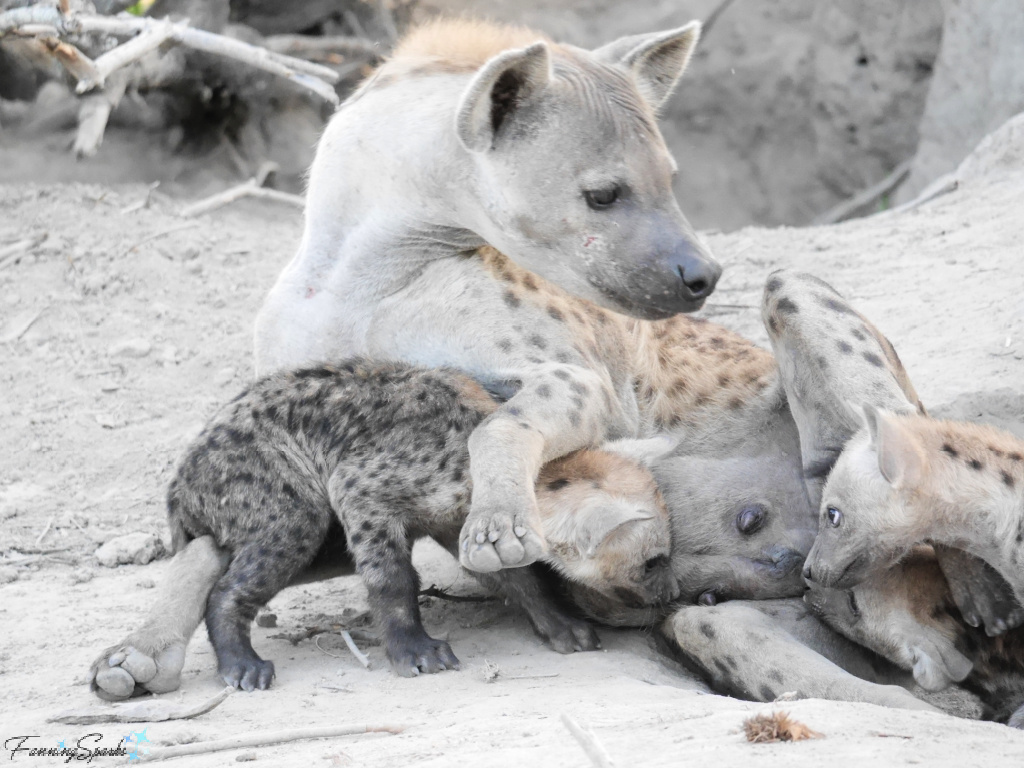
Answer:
[644,554,669,573]
[584,187,620,210]
[736,504,767,535]
[846,590,861,619]
[826,506,843,528]
[697,590,718,606]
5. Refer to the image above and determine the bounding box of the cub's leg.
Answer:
[331,491,459,677]
[205,509,331,691]
[663,602,937,711]
[472,567,601,653]
[89,536,228,700]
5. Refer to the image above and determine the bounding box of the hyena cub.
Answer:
[806,548,1024,728]
[804,403,1024,616]
[167,359,675,688]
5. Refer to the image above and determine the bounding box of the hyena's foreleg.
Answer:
[662,602,937,711]
[89,536,228,701]
[462,366,618,572]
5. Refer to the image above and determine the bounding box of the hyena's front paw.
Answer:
[89,639,186,701]
[386,629,460,678]
[459,500,546,572]
[531,610,601,654]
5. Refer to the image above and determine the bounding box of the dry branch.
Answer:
[3,10,342,105]
[813,160,912,225]
[180,177,304,218]
[49,687,233,725]
[77,19,174,92]
[560,713,616,768]
[341,629,371,669]
[141,723,405,762]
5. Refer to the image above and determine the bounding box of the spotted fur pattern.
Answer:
[167,359,673,687]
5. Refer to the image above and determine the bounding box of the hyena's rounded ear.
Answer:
[860,403,927,488]
[455,42,551,153]
[580,505,655,559]
[909,642,973,691]
[593,21,701,110]
[601,435,679,467]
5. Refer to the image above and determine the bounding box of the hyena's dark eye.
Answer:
[846,590,861,619]
[644,554,669,573]
[584,186,620,210]
[826,506,843,528]
[697,590,718,606]
[736,504,767,535]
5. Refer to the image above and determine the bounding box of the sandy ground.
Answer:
[2,152,1024,765]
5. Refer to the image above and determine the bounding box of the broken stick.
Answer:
[48,687,233,725]
[560,713,616,768]
[142,723,405,762]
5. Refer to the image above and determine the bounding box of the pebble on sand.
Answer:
[94,532,166,567]
[108,338,152,358]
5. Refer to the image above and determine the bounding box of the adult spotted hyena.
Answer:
[254,18,720,575]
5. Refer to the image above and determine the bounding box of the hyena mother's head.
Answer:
[454,21,720,319]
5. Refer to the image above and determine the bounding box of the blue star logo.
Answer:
[57,740,66,749]
[125,730,151,761]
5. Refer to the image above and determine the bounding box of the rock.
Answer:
[0,566,20,585]
[256,612,277,628]
[214,366,236,387]
[94,532,166,567]
[897,0,1024,201]
[108,338,152,358]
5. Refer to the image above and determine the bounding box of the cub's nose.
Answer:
[802,563,814,582]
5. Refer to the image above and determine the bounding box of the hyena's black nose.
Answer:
[676,249,721,301]
[802,563,813,582]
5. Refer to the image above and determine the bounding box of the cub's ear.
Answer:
[860,403,927,488]
[455,42,551,152]
[593,21,701,110]
[601,435,678,467]
[579,504,654,559]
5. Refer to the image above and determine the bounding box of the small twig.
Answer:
[314,634,344,658]
[503,672,561,681]
[874,733,914,739]
[419,585,496,604]
[264,34,380,60]
[560,713,616,768]
[77,20,175,93]
[0,6,67,36]
[120,182,160,215]
[813,160,912,225]
[142,723,405,762]
[888,175,959,216]
[317,683,356,693]
[119,221,199,257]
[34,514,56,547]
[40,37,100,83]
[180,179,304,218]
[702,0,737,38]
[0,233,47,270]
[341,630,371,669]
[48,687,233,725]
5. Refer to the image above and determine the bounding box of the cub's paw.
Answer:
[219,654,275,692]
[89,639,186,701]
[532,611,601,654]
[459,500,546,573]
[386,631,460,677]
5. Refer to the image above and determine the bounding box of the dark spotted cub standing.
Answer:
[163,359,675,690]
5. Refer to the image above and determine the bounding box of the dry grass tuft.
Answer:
[743,711,823,743]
